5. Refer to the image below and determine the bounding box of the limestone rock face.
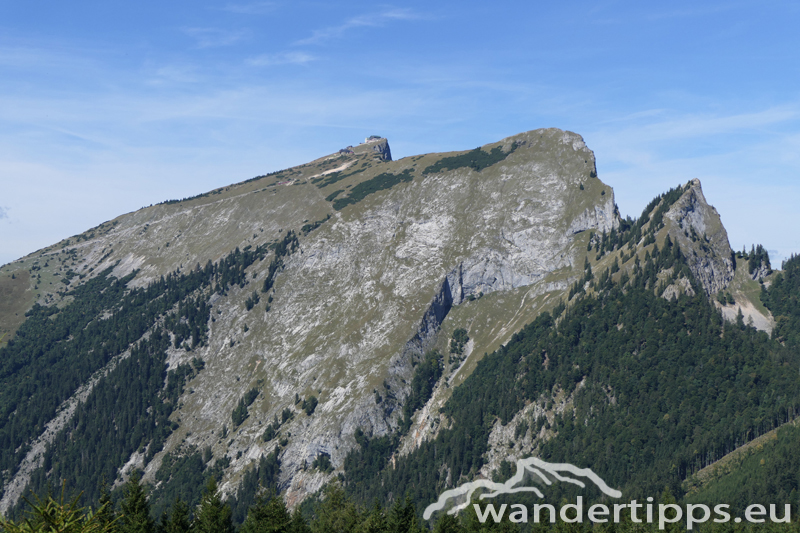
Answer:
[3,124,778,515]
[567,199,619,236]
[666,179,734,295]
[267,129,617,502]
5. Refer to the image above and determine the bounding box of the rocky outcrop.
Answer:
[666,179,734,295]
[751,262,771,281]
[567,197,619,236]
[371,139,392,161]
[662,278,696,301]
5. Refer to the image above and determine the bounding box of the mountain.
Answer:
[0,129,789,521]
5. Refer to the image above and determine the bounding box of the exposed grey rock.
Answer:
[662,278,696,301]
[371,139,392,161]
[567,198,619,236]
[751,262,770,281]
[666,179,734,295]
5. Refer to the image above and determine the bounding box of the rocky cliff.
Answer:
[665,179,734,295]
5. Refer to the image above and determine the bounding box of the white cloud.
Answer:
[295,9,420,45]
[0,206,8,220]
[246,51,315,67]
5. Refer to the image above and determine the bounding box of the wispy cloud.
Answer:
[295,8,420,45]
[0,44,101,73]
[182,27,249,48]
[0,207,8,220]
[610,105,800,143]
[579,101,800,260]
[584,104,800,182]
[220,2,276,15]
[246,51,315,67]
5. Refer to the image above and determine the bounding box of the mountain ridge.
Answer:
[0,128,781,519]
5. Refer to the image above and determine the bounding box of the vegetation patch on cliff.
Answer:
[332,169,414,210]
[422,142,518,175]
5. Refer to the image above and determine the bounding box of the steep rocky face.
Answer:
[369,138,392,161]
[248,129,617,502]
[665,179,734,295]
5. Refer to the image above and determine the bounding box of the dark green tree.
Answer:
[301,396,318,416]
[160,496,192,533]
[359,500,389,533]
[388,495,420,533]
[288,508,311,533]
[96,478,118,529]
[240,493,291,533]
[119,471,155,533]
[310,484,361,533]
[433,513,461,533]
[193,477,233,533]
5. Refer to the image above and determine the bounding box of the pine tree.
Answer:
[0,481,118,533]
[360,500,389,533]
[288,507,311,533]
[161,496,192,533]
[433,513,460,533]
[119,471,155,533]
[310,484,361,533]
[240,492,291,533]
[194,477,233,533]
[96,477,118,529]
[388,495,420,533]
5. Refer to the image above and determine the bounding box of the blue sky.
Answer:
[1,1,799,266]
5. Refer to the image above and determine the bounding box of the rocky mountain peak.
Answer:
[665,179,734,295]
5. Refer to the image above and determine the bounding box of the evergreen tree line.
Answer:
[5,474,800,533]
[421,143,519,175]
[262,232,299,296]
[589,184,687,262]
[747,245,772,276]
[685,419,800,514]
[761,254,800,349]
[331,169,415,211]
[400,350,444,433]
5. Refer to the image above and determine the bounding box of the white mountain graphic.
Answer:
[423,457,622,519]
